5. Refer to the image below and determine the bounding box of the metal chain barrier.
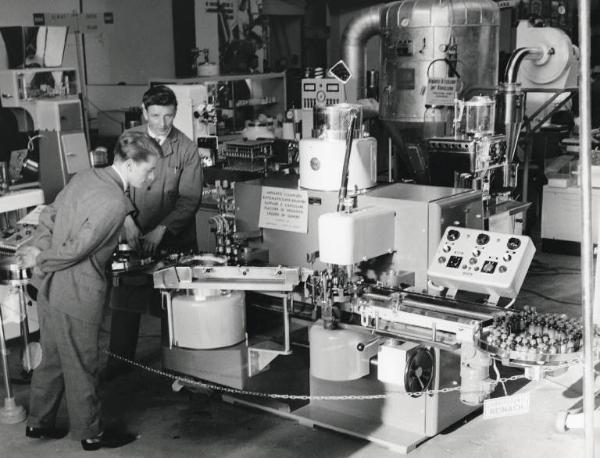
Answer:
[102,350,562,401]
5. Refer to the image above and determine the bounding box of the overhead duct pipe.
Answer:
[499,46,550,184]
[341,5,384,102]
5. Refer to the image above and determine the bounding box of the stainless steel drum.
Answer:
[312,103,363,140]
[379,0,500,126]
[0,257,31,285]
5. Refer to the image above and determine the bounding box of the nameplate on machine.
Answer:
[258,186,308,233]
[483,392,530,420]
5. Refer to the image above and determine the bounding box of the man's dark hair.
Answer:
[113,131,162,163]
[142,85,178,109]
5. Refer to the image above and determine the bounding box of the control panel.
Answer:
[427,227,535,299]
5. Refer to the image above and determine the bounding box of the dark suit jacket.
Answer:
[30,167,134,324]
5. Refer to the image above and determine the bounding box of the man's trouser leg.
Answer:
[27,304,65,430]
[52,308,102,440]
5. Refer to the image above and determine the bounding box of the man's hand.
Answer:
[142,225,167,255]
[16,245,43,277]
[16,245,41,268]
[123,215,143,253]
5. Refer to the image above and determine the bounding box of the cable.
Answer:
[27,134,44,151]
[504,298,516,309]
[493,359,508,396]
[520,288,580,306]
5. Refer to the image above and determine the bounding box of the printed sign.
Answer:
[258,186,308,233]
[483,392,530,419]
[425,77,459,106]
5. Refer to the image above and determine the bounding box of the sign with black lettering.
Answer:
[259,186,308,233]
[33,13,45,25]
[425,77,459,106]
[483,392,530,419]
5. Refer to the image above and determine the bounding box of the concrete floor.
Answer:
[0,251,598,457]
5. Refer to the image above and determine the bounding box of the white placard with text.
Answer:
[483,392,530,420]
[258,186,308,233]
[425,77,459,106]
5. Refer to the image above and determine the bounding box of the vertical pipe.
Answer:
[18,286,31,372]
[340,6,383,102]
[337,113,358,212]
[0,308,13,399]
[577,0,594,456]
[388,137,393,182]
[283,294,290,353]
[164,291,174,349]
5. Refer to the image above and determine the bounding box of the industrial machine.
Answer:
[427,93,513,222]
[146,2,586,453]
[299,103,376,192]
[150,75,534,453]
[153,255,301,388]
[339,0,501,180]
[152,209,539,453]
[0,26,89,203]
[300,77,345,139]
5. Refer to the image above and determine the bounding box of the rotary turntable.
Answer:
[476,306,584,367]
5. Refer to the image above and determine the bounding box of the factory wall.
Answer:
[82,0,175,119]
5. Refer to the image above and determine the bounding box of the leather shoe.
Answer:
[26,425,68,439]
[81,430,137,451]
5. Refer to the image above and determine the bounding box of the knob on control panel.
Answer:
[507,237,521,250]
[476,233,490,245]
[428,226,536,299]
[447,229,460,241]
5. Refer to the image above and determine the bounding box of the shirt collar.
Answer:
[147,126,172,145]
[111,165,128,191]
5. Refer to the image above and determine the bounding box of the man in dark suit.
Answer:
[16,131,161,451]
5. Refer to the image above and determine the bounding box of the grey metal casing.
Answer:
[235,177,340,270]
[379,0,500,125]
[235,179,482,291]
[359,183,483,291]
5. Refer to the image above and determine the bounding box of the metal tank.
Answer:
[378,0,500,126]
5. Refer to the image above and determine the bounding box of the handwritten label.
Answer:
[258,186,308,233]
[483,392,530,419]
[425,77,459,106]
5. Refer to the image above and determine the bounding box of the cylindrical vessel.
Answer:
[309,322,376,381]
[0,257,31,285]
[298,137,377,191]
[312,103,363,140]
[171,290,246,349]
[462,96,496,137]
[379,0,500,127]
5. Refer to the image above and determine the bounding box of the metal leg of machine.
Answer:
[0,307,26,424]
